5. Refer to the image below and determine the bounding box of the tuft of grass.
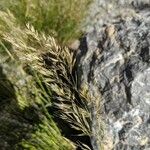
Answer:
[0,0,91,44]
[0,11,103,149]
[0,1,104,149]
[0,14,77,147]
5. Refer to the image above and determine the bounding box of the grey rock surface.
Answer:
[78,0,150,149]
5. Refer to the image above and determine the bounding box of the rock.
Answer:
[77,0,150,149]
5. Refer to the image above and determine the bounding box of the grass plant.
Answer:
[0,1,104,150]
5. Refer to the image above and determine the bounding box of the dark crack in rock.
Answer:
[78,0,150,149]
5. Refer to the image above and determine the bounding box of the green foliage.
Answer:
[0,61,75,149]
[19,117,75,150]
[0,0,91,44]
